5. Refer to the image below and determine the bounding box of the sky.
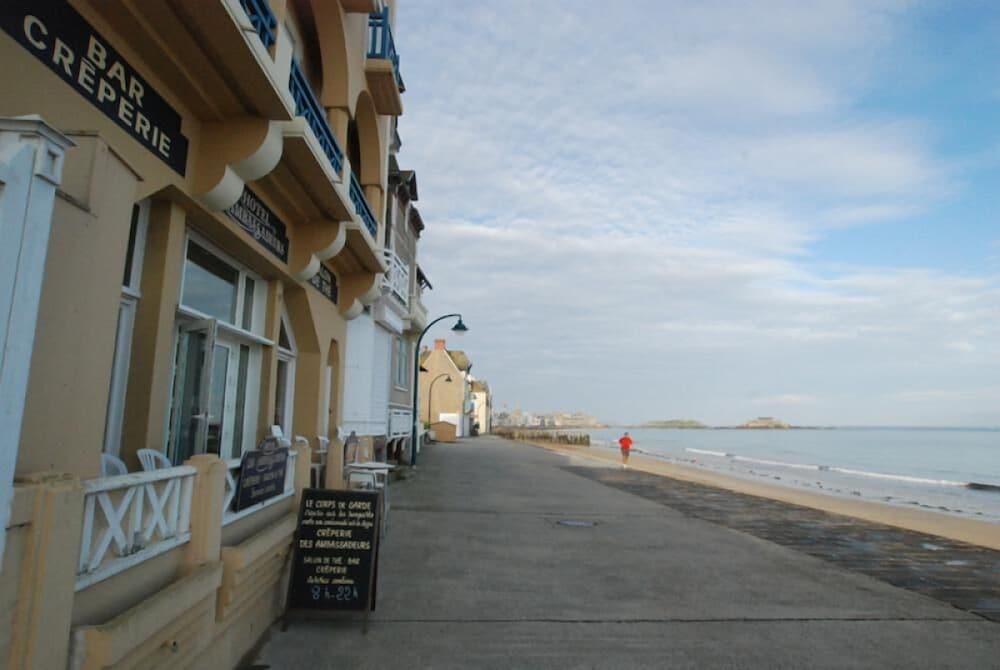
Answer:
[394,0,1000,426]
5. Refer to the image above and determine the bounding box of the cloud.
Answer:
[396,0,999,425]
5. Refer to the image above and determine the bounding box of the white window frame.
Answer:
[178,231,268,337]
[103,200,150,457]
[167,231,269,459]
[274,309,297,439]
[393,336,408,391]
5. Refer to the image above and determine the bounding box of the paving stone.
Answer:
[566,465,1000,623]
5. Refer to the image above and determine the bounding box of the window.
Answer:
[273,312,296,438]
[182,241,239,323]
[168,234,266,462]
[394,337,408,389]
[103,201,149,457]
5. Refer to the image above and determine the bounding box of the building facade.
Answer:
[418,339,474,438]
[341,152,429,460]
[470,378,492,435]
[0,1,411,667]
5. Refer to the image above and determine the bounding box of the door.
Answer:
[168,319,217,464]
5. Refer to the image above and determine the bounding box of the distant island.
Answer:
[738,416,790,429]
[642,419,707,429]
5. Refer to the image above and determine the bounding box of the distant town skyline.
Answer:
[400,1,1000,426]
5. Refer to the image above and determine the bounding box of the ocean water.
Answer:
[586,427,1000,522]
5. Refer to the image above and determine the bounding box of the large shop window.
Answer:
[273,311,297,439]
[103,201,149,458]
[168,235,267,464]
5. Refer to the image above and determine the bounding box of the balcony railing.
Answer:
[367,7,405,92]
[240,0,277,49]
[76,466,196,590]
[382,249,410,307]
[349,173,378,238]
[289,60,344,175]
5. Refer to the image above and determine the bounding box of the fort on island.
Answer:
[738,416,792,429]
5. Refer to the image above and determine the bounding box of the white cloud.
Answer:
[395,0,998,425]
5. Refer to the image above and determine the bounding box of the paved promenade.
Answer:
[254,436,999,669]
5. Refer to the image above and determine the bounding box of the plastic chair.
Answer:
[137,448,172,471]
[101,453,128,477]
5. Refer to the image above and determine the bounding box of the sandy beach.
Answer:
[524,439,1000,551]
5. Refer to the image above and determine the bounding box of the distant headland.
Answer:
[641,419,707,429]
[634,417,827,430]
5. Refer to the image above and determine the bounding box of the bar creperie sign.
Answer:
[1,0,190,176]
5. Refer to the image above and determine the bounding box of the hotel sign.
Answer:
[309,265,338,304]
[1,0,190,176]
[226,187,289,263]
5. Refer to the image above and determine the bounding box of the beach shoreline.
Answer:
[517,438,1000,551]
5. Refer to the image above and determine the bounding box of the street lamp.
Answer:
[411,313,467,466]
[427,373,452,426]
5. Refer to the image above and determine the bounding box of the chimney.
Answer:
[434,338,446,350]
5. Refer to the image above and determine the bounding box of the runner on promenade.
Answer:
[618,431,633,468]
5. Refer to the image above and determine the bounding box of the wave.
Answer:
[682,447,998,491]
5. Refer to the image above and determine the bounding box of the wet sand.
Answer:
[525,440,1000,551]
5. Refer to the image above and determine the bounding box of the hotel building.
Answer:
[0,0,421,667]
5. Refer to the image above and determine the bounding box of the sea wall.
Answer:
[495,428,590,446]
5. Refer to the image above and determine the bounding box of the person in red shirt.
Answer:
[618,432,633,468]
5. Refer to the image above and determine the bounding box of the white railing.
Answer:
[76,466,196,591]
[222,449,297,526]
[389,408,412,439]
[381,249,409,307]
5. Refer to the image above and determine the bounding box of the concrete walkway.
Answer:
[254,437,999,669]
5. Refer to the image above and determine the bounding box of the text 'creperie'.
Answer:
[23,16,170,157]
[1,0,190,175]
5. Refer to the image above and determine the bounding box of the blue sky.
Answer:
[395,1,1000,425]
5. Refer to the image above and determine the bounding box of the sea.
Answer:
[585,427,1000,522]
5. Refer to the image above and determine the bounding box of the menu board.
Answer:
[232,442,289,512]
[287,488,381,615]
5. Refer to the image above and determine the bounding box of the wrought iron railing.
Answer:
[350,173,378,238]
[367,7,405,92]
[289,60,345,175]
[240,0,277,49]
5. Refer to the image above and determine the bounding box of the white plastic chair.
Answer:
[101,453,128,477]
[137,448,172,471]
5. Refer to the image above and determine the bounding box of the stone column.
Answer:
[325,107,350,156]
[291,441,312,508]
[182,455,226,572]
[6,474,83,670]
[120,199,187,468]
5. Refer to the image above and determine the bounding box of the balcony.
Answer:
[349,173,379,239]
[366,7,405,115]
[239,0,277,48]
[289,60,345,176]
[80,0,294,120]
[381,250,410,307]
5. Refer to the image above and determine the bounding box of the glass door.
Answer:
[168,319,217,464]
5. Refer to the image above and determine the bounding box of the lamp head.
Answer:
[451,317,469,336]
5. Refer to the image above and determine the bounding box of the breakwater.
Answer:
[495,428,590,446]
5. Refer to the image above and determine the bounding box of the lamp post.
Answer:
[427,373,452,427]
[411,313,467,466]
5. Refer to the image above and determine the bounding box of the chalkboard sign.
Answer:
[232,441,289,512]
[287,488,382,620]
